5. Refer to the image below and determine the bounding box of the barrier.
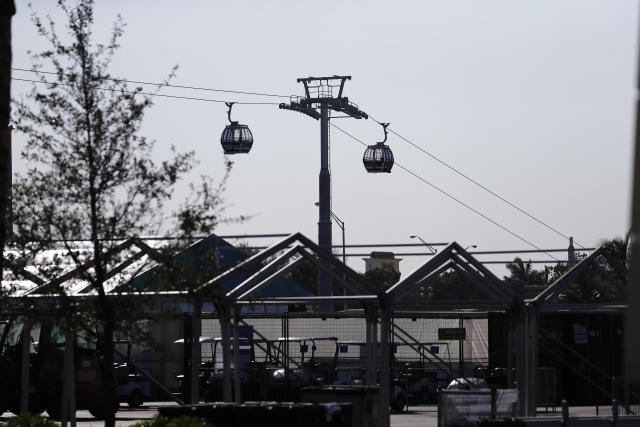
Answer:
[301,385,379,427]
[158,401,353,427]
[438,389,519,427]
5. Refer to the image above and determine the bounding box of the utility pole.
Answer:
[627,30,640,387]
[280,76,367,309]
[0,0,16,283]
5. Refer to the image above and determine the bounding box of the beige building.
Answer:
[362,251,402,273]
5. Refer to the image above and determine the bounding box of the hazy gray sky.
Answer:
[10,1,639,276]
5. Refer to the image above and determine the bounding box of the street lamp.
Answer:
[465,245,477,251]
[410,235,437,255]
[316,202,345,264]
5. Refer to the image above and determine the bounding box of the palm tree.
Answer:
[504,257,547,286]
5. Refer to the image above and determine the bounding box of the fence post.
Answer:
[612,399,618,427]
[561,399,568,426]
[20,318,30,414]
[490,387,497,420]
[182,313,193,403]
[437,390,442,427]
[625,379,630,415]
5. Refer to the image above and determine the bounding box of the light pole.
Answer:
[465,245,477,251]
[410,235,437,255]
[315,202,345,264]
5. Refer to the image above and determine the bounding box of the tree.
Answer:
[503,257,548,287]
[9,1,235,424]
[409,270,487,300]
[364,265,400,293]
[552,237,626,303]
[503,237,627,303]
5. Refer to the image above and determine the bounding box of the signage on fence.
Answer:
[573,323,588,345]
[438,327,466,340]
[229,324,254,340]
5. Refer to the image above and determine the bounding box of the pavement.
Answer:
[1,403,440,427]
[0,404,162,427]
[0,403,635,427]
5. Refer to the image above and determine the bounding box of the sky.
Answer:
[9,0,639,277]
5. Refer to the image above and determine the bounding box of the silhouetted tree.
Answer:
[9,1,237,424]
[410,270,487,300]
[552,237,627,303]
[503,257,548,287]
[364,265,401,293]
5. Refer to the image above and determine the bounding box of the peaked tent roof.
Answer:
[193,232,378,307]
[3,234,313,302]
[530,245,627,308]
[123,233,313,299]
[384,241,517,311]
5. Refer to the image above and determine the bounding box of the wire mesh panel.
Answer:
[439,390,491,427]
[196,314,493,405]
[438,389,519,427]
[392,317,459,405]
[463,318,489,369]
[392,318,460,362]
[536,367,557,410]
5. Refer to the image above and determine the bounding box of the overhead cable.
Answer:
[11,69,587,252]
[367,113,586,249]
[330,122,560,261]
[11,77,281,105]
[10,67,593,249]
[12,67,291,99]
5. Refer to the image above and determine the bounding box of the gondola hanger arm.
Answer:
[225,102,236,124]
[379,122,390,145]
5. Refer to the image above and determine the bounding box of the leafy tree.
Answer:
[409,270,487,300]
[545,252,586,283]
[9,1,237,424]
[599,235,628,261]
[508,237,627,303]
[553,237,627,303]
[364,265,400,293]
[3,412,58,427]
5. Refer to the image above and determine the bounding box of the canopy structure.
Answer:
[2,232,630,425]
[519,246,629,416]
[530,245,627,311]
[384,241,518,310]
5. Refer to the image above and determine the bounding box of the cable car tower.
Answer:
[280,76,368,306]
